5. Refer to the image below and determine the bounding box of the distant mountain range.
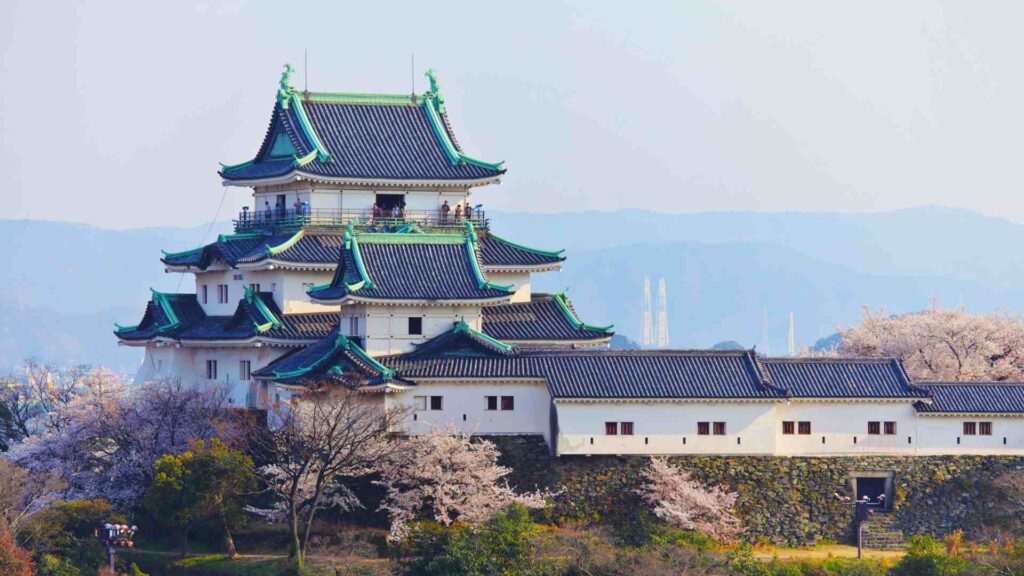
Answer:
[2,206,1023,372]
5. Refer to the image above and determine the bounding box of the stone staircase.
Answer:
[860,513,906,550]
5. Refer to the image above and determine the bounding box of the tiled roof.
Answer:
[477,234,564,268]
[915,382,1024,414]
[761,358,928,399]
[481,294,612,344]
[252,329,398,387]
[115,291,334,343]
[162,231,342,270]
[309,233,512,303]
[220,91,503,183]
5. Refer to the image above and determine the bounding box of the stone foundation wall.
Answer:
[486,435,1024,547]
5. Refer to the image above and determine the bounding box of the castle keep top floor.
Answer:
[219,65,504,234]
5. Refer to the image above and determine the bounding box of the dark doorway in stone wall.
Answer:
[851,471,894,511]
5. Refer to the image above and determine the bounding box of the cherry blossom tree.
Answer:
[378,425,549,543]
[8,378,231,505]
[636,457,742,543]
[0,458,63,537]
[249,387,407,571]
[838,306,1024,381]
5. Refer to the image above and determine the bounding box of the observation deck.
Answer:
[233,207,489,234]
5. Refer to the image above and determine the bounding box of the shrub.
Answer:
[406,504,539,575]
[25,499,125,572]
[890,535,969,576]
[0,529,33,576]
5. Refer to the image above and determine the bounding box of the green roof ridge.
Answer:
[270,332,393,381]
[488,233,565,258]
[292,149,318,168]
[303,92,420,106]
[464,221,514,293]
[245,288,282,331]
[453,320,516,354]
[552,291,613,334]
[346,222,374,290]
[217,232,266,243]
[218,159,255,173]
[150,289,182,333]
[421,72,503,171]
[161,245,205,259]
[266,229,305,256]
[356,232,464,245]
[289,93,331,163]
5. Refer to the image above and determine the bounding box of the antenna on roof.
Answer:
[411,53,416,100]
[303,49,309,94]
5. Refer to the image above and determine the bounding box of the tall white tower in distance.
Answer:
[642,277,653,348]
[657,278,669,348]
[788,311,796,356]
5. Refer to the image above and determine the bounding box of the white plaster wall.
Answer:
[775,402,920,455]
[358,305,482,356]
[916,416,1024,454]
[277,270,335,313]
[487,272,531,303]
[192,269,332,315]
[387,381,552,446]
[134,344,291,408]
[308,188,342,212]
[340,190,375,213]
[554,402,778,456]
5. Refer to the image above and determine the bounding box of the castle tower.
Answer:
[657,278,669,349]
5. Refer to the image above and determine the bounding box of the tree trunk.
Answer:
[220,506,238,559]
[289,504,304,570]
[179,526,189,558]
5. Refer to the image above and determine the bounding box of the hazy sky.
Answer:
[2,1,1022,229]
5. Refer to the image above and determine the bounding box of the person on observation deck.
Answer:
[372,202,382,221]
[391,204,400,219]
[454,203,462,223]
[464,203,473,221]
[264,200,272,222]
[441,200,450,225]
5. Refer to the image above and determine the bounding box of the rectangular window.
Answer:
[249,283,260,293]
[868,421,881,435]
[233,274,244,281]
[348,316,359,336]
[782,421,795,435]
[884,421,897,435]
[408,317,423,335]
[239,360,251,380]
[697,422,710,435]
[713,422,726,436]
[798,421,812,435]
[621,422,634,435]
[413,396,427,411]
[486,396,497,411]
[963,422,977,435]
[500,396,514,411]
[430,396,443,410]
[205,360,217,380]
[201,285,208,304]
[218,284,229,304]
[271,283,277,293]
[605,422,618,435]
[979,422,992,436]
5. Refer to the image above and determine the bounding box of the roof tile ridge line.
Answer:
[551,291,613,333]
[292,149,318,168]
[219,159,256,173]
[464,221,514,293]
[348,227,374,290]
[245,287,282,331]
[335,333,396,379]
[289,93,331,162]
[453,320,517,354]
[421,92,504,171]
[893,358,931,396]
[746,350,788,396]
[488,232,565,258]
[161,244,206,259]
[217,231,267,243]
[266,229,306,256]
[303,92,420,106]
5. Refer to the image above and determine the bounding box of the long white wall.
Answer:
[775,401,920,456]
[386,380,552,446]
[916,415,1024,454]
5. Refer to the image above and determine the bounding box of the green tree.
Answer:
[23,499,121,573]
[408,504,536,576]
[144,438,256,558]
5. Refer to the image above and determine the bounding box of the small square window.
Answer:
[621,422,634,435]
[979,422,992,436]
[798,421,811,435]
[713,422,726,436]
[605,422,618,435]
[430,396,443,410]
[486,396,497,411]
[250,283,261,293]
[500,396,514,411]
[867,421,881,435]
[963,422,977,435]
[413,396,427,411]
[884,421,897,435]
[697,422,710,435]
[408,317,423,335]
[782,421,795,435]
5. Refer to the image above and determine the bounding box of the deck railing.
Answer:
[233,207,489,233]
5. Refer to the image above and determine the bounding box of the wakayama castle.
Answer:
[116,65,1024,458]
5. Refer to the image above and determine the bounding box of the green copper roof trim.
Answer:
[452,320,516,354]
[244,287,282,331]
[488,233,565,258]
[394,221,426,234]
[464,221,513,293]
[113,323,139,333]
[307,282,332,293]
[343,279,366,293]
[217,232,266,243]
[422,88,504,171]
[270,332,393,380]
[150,289,182,333]
[277,63,295,109]
[552,291,613,333]
[303,92,420,106]
[266,229,305,256]
[161,245,205,259]
[219,159,256,173]
[292,149,318,168]
[356,232,464,245]
[289,93,331,163]
[349,235,374,290]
